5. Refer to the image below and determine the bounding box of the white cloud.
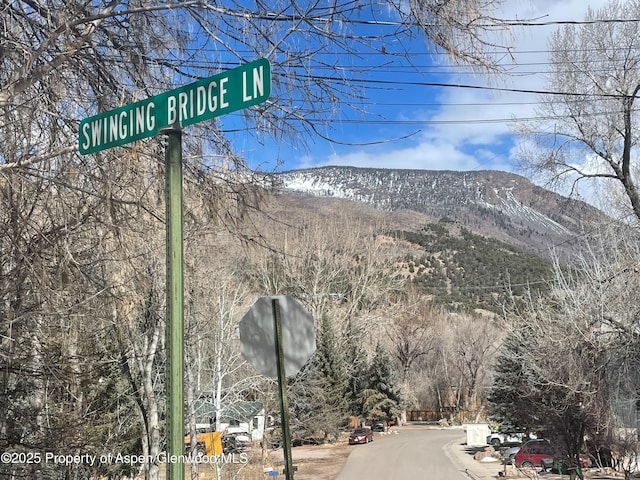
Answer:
[295,0,613,176]
[327,142,480,170]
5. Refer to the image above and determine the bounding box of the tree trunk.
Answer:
[116,307,163,480]
[31,328,45,480]
[186,328,199,480]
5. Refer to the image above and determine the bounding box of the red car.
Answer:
[515,440,556,468]
[515,439,591,470]
[348,428,374,445]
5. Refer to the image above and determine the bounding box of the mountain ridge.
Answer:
[272,166,605,259]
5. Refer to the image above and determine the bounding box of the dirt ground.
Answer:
[154,435,355,480]
[267,440,354,480]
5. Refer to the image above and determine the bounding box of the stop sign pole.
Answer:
[238,296,315,480]
[272,298,294,480]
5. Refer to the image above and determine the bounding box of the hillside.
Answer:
[258,193,554,316]
[264,166,609,314]
[272,166,605,260]
[392,220,554,315]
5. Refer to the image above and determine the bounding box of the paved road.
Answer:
[335,428,472,480]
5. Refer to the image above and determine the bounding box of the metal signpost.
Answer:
[79,59,271,480]
[239,296,316,480]
[163,124,184,480]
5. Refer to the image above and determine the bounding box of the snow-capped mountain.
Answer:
[272,166,605,258]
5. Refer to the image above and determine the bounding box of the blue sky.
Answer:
[219,0,612,192]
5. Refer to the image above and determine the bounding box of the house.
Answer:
[191,399,266,441]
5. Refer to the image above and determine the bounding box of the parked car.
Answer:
[348,428,374,445]
[372,421,386,432]
[514,439,556,469]
[222,433,247,454]
[501,446,521,464]
[486,431,527,447]
[515,439,591,470]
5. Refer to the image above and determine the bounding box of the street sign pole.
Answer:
[163,124,184,480]
[79,60,271,480]
[271,298,295,480]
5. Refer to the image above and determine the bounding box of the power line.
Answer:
[214,103,636,128]
[138,57,629,75]
[77,56,636,100]
[301,112,613,126]
[304,74,630,98]
[193,6,640,29]
[7,6,640,132]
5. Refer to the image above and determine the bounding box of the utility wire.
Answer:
[185,6,640,29]
[305,74,632,98]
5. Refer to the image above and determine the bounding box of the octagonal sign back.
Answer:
[239,295,315,378]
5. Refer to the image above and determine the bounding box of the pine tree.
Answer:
[359,344,403,422]
[287,362,334,442]
[288,315,349,442]
[344,333,370,418]
[486,328,538,432]
[317,316,349,414]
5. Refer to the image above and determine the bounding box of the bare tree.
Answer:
[516,0,640,222]
[1,0,518,176]
[387,294,439,385]
[184,266,258,479]
[384,289,439,422]
[444,315,500,414]
[241,203,404,340]
[402,0,514,70]
[612,429,640,480]
[0,159,145,479]
[101,168,167,480]
[491,221,640,478]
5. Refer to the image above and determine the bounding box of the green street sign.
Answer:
[79,58,271,155]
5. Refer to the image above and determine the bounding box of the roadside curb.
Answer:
[444,435,504,479]
[443,434,620,480]
[444,434,572,480]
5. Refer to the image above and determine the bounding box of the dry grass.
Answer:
[267,442,353,480]
[153,440,353,480]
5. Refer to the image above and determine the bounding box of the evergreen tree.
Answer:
[486,323,547,434]
[287,316,349,442]
[359,344,403,422]
[287,362,334,443]
[315,315,349,418]
[344,333,370,418]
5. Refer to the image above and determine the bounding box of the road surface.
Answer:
[335,428,472,480]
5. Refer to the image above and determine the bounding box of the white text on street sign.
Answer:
[79,58,270,155]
